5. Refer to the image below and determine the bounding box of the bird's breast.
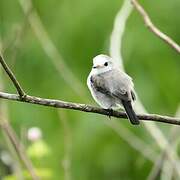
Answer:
[87,75,117,109]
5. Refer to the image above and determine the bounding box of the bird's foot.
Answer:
[106,108,113,120]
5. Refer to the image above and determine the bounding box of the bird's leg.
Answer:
[106,107,113,120]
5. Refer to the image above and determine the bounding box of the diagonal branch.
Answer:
[110,0,180,176]
[147,106,180,180]
[0,55,26,98]
[0,51,38,179]
[0,91,179,125]
[131,0,180,54]
[110,0,132,69]
[0,121,39,180]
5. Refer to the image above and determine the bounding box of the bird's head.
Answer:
[91,54,114,74]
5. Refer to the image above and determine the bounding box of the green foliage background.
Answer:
[0,0,180,179]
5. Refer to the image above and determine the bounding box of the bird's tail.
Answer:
[121,100,140,125]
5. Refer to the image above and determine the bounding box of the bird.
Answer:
[87,54,140,125]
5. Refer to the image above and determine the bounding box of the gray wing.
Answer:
[91,70,139,125]
[90,70,135,102]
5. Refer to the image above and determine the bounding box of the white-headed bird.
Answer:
[87,54,139,125]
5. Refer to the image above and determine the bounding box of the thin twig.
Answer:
[0,91,179,125]
[0,55,26,98]
[0,70,24,179]
[110,0,132,70]
[0,121,39,180]
[2,131,24,180]
[131,0,180,53]
[160,157,173,180]
[109,2,171,164]
[1,1,156,167]
[147,106,180,180]
[109,0,158,160]
[147,135,176,180]
[110,1,180,176]
[0,44,38,179]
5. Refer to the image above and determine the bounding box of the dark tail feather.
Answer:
[121,100,140,125]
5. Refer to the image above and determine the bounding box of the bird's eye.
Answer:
[104,62,108,66]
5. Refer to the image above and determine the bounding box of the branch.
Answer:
[147,107,180,180]
[110,0,133,70]
[0,55,26,97]
[109,1,159,162]
[0,53,38,179]
[131,0,180,54]
[121,0,180,174]
[109,2,180,174]
[0,91,179,125]
[0,121,39,180]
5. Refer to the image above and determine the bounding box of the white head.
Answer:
[91,54,114,75]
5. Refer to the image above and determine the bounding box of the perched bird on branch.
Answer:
[87,54,139,125]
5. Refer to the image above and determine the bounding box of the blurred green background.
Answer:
[0,0,180,179]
